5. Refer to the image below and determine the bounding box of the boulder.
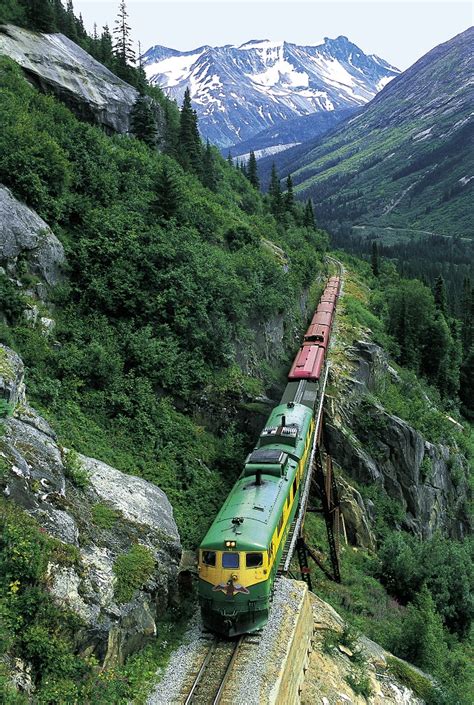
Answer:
[337,476,376,551]
[0,344,181,667]
[0,185,65,286]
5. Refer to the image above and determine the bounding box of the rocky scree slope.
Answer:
[143,36,399,147]
[0,23,165,138]
[0,343,181,669]
[260,27,474,238]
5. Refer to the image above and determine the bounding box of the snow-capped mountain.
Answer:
[142,36,400,146]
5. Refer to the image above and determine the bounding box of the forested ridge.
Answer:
[0,3,472,704]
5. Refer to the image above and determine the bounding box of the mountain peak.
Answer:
[143,36,400,147]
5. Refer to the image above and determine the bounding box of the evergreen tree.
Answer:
[459,345,474,419]
[202,140,218,191]
[247,151,259,189]
[227,152,233,167]
[269,162,283,219]
[178,88,202,174]
[152,164,182,220]
[371,240,380,277]
[99,25,113,64]
[113,0,135,67]
[64,0,77,39]
[434,274,448,315]
[303,198,315,227]
[24,0,55,32]
[461,277,473,351]
[284,174,295,214]
[130,96,157,147]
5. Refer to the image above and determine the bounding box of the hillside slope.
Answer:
[260,27,474,239]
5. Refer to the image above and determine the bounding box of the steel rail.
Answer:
[184,639,217,705]
[212,636,244,705]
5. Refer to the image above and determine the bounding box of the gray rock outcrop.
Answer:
[0,24,150,135]
[326,340,470,539]
[0,185,65,286]
[0,343,181,667]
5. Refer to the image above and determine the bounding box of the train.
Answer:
[197,275,341,636]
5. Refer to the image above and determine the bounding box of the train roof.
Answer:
[200,471,290,551]
[200,403,313,552]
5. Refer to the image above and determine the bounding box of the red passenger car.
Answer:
[288,345,325,381]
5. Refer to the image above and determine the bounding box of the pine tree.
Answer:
[371,240,380,277]
[461,277,473,351]
[178,88,202,174]
[113,0,135,67]
[25,0,55,33]
[269,163,283,219]
[202,140,218,191]
[99,25,113,64]
[284,174,295,214]
[130,96,157,147]
[247,151,259,189]
[459,345,474,419]
[152,164,182,220]
[227,152,233,167]
[434,274,448,316]
[303,199,315,227]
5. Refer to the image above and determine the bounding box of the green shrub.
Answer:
[386,656,436,702]
[345,671,373,699]
[91,503,119,529]
[113,545,156,603]
[63,450,89,489]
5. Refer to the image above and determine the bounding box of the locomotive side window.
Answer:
[246,552,263,568]
[292,478,297,498]
[222,552,239,568]
[202,550,216,566]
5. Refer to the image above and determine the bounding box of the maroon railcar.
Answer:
[288,344,325,381]
[317,301,335,315]
[304,323,330,349]
[312,310,332,328]
[320,292,337,304]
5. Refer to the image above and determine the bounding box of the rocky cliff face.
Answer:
[0,184,65,288]
[325,340,470,541]
[0,24,164,140]
[0,343,181,667]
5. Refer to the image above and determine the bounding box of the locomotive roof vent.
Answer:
[247,448,288,465]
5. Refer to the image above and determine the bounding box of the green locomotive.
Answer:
[198,401,315,636]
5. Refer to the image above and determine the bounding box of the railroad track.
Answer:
[183,635,245,705]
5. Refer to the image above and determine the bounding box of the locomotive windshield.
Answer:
[202,550,216,566]
[222,552,239,568]
[246,552,263,568]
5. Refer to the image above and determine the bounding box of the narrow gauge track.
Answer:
[184,636,244,705]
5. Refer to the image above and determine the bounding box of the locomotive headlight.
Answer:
[224,540,236,548]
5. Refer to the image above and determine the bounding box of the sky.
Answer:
[73,0,472,71]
